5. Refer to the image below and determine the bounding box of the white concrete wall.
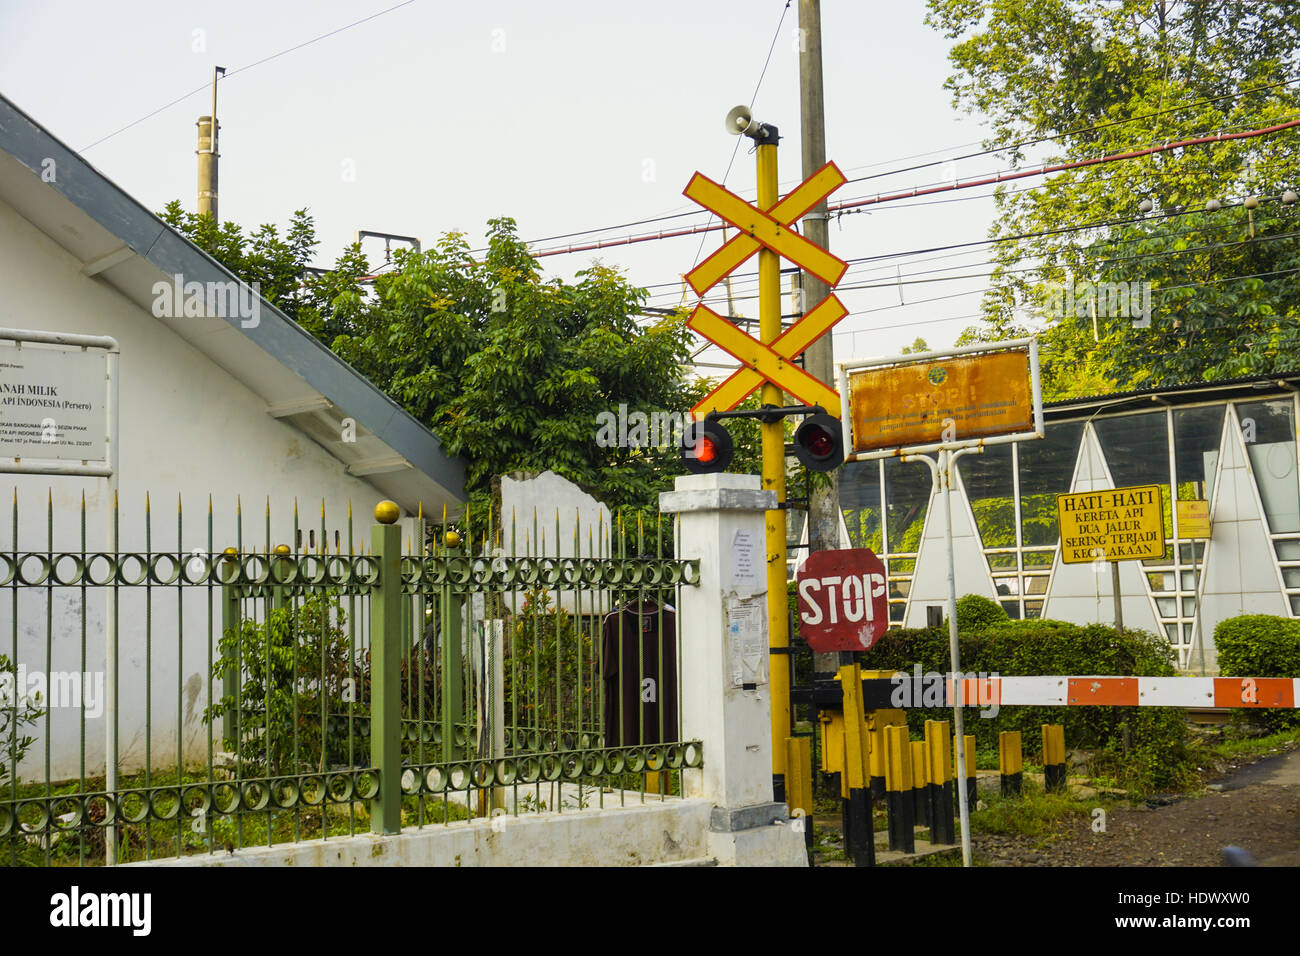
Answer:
[903,466,998,628]
[0,198,420,781]
[134,797,719,867]
[1196,406,1290,671]
[499,470,613,614]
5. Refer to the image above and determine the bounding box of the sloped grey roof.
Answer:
[0,92,465,512]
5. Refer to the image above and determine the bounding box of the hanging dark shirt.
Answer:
[601,599,678,747]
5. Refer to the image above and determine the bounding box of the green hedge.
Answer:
[1214,614,1300,731]
[955,594,1008,631]
[856,621,1192,794]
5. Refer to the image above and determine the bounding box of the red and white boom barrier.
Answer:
[943,676,1299,708]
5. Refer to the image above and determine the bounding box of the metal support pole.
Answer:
[757,138,790,802]
[370,505,402,834]
[906,446,976,867]
[1111,561,1124,634]
[940,449,973,868]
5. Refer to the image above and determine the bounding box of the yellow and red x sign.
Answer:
[685,160,849,296]
[683,159,851,417]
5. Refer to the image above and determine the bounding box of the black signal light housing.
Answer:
[793,412,844,472]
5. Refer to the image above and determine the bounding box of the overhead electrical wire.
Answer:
[642,191,1300,307]
[503,75,1300,254]
[81,0,419,151]
[642,175,1300,307]
[657,221,1300,309]
[530,118,1300,259]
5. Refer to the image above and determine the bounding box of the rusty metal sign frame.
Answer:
[836,338,1044,462]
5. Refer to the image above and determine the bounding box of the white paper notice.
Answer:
[731,529,759,594]
[0,343,107,462]
[726,595,768,688]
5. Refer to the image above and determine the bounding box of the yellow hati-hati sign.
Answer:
[1056,484,1166,563]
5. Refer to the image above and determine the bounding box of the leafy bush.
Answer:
[0,653,44,789]
[205,594,359,776]
[504,589,599,737]
[1214,614,1300,731]
[858,621,1194,794]
[955,594,1009,631]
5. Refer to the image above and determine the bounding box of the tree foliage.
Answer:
[330,219,706,521]
[929,0,1300,395]
[159,208,730,523]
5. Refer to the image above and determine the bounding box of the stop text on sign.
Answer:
[796,548,889,652]
[799,573,885,625]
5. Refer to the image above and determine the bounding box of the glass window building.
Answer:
[837,373,1300,672]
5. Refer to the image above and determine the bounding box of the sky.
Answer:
[0,0,1015,367]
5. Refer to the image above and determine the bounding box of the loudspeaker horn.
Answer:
[725,104,759,137]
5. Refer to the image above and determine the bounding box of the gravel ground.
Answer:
[814,740,1300,867]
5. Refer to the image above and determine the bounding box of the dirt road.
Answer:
[977,746,1300,867]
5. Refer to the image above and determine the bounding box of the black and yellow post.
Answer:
[819,710,842,788]
[839,729,852,856]
[955,733,977,809]
[910,740,929,828]
[786,736,814,855]
[862,670,904,802]
[820,709,850,847]
[999,730,1023,796]
[883,724,914,853]
[924,719,955,846]
[866,724,886,801]
[838,663,875,866]
[1042,723,1067,793]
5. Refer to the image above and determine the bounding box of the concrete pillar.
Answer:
[659,473,807,866]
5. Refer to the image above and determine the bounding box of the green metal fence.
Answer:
[0,493,701,865]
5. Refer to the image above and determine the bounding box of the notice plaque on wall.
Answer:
[0,342,107,462]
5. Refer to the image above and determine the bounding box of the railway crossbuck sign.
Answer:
[683,161,850,417]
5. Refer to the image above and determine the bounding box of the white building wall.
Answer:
[903,466,997,627]
[1042,424,1162,634]
[0,198,421,780]
[1195,406,1289,671]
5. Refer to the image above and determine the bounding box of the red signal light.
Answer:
[681,420,734,474]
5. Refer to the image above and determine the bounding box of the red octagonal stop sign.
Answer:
[796,548,889,652]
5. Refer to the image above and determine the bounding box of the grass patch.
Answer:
[971,780,1108,839]
[1196,726,1300,762]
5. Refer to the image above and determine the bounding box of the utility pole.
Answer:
[197,66,225,219]
[797,0,844,678]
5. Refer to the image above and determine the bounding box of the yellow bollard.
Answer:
[999,731,1023,796]
[1042,724,1066,793]
[838,663,875,867]
[925,719,955,845]
[883,724,914,854]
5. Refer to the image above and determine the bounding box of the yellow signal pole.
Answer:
[756,135,790,800]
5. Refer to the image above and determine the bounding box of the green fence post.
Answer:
[220,577,238,748]
[371,501,403,834]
